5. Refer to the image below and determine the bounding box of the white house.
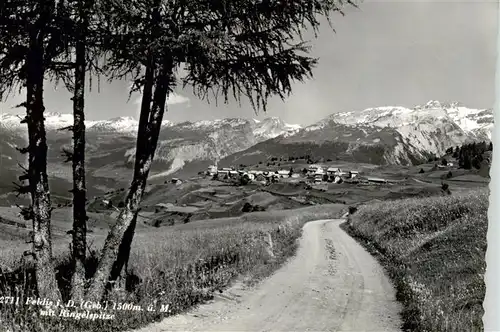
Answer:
[350,171,359,179]
[207,165,218,175]
[315,168,325,175]
[217,169,229,177]
[314,170,324,182]
[277,170,290,178]
[308,165,324,176]
[239,172,255,181]
[326,167,340,176]
[313,168,325,182]
[308,164,320,172]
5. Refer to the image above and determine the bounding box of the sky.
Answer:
[0,0,498,127]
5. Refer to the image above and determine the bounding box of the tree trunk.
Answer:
[25,0,60,301]
[104,53,155,293]
[70,11,88,301]
[85,59,171,302]
[106,211,138,293]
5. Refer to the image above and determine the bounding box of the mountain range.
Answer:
[221,100,492,167]
[0,100,494,202]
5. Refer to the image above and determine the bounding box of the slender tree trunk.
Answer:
[70,9,88,301]
[104,54,155,291]
[85,4,169,302]
[85,59,172,302]
[106,211,138,292]
[25,0,60,301]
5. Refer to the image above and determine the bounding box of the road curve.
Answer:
[132,219,403,332]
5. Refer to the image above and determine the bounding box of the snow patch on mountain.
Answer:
[1,111,301,142]
[313,100,493,157]
[1,110,302,176]
[252,117,302,141]
[87,116,138,133]
[0,113,23,133]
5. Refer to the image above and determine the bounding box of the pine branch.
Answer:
[16,146,29,154]
[16,204,34,221]
[18,173,29,182]
[17,163,28,173]
[12,182,31,197]
[58,125,74,132]
[14,102,28,109]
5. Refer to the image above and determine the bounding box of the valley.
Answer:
[0,100,492,332]
[0,99,492,251]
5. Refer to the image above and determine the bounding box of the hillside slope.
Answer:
[343,189,487,331]
[221,100,493,167]
[0,114,302,182]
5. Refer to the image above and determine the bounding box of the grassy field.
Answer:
[342,189,488,332]
[0,156,490,331]
[0,204,346,332]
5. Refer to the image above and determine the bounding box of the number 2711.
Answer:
[0,297,19,305]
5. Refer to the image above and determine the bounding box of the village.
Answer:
[205,164,364,186]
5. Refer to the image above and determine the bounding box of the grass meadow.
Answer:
[0,204,346,332]
[342,188,488,332]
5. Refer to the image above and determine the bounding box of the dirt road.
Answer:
[132,219,403,332]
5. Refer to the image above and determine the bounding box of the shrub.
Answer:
[441,182,449,192]
[240,174,250,186]
[242,202,253,213]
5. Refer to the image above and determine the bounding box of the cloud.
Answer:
[133,92,190,107]
[128,68,191,107]
[167,93,190,105]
